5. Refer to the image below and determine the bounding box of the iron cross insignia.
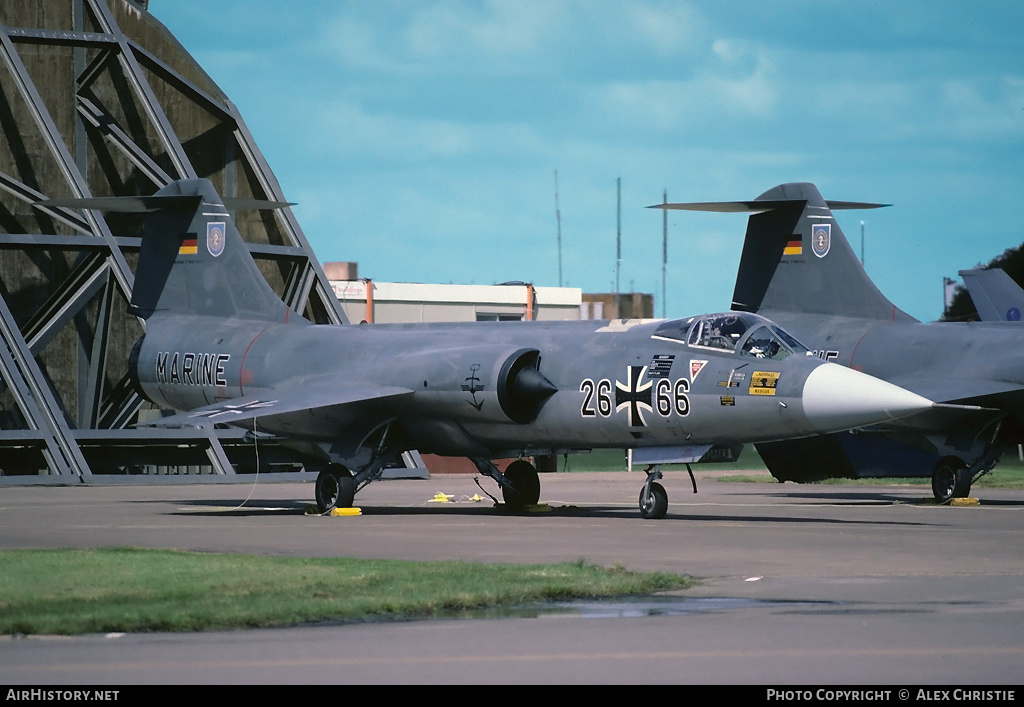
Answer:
[615,365,652,427]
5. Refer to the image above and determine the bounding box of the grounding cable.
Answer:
[229,416,261,510]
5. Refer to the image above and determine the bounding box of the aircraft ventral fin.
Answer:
[632,445,713,465]
[140,380,414,428]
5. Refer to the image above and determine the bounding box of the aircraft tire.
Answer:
[639,482,668,520]
[502,460,541,509]
[952,465,973,499]
[315,465,355,512]
[931,457,968,503]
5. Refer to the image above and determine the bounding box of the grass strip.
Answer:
[0,548,694,636]
[571,448,1024,489]
[717,466,1024,489]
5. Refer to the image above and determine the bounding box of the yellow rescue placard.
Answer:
[749,371,780,396]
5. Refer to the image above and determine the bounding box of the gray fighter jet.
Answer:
[959,268,1024,323]
[46,179,936,518]
[658,182,1014,502]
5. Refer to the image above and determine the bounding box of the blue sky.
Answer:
[153,1,1024,322]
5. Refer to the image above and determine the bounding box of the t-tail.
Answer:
[958,268,1024,322]
[655,182,917,322]
[129,178,299,323]
[39,178,298,324]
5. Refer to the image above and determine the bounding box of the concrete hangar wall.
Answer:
[0,0,346,481]
[0,0,584,483]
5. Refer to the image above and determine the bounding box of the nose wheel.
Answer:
[639,467,669,519]
[637,464,696,519]
[639,480,668,519]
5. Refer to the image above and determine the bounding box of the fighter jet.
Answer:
[658,182,1015,502]
[44,179,936,518]
[958,268,1024,323]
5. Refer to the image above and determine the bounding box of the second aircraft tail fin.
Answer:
[655,182,916,322]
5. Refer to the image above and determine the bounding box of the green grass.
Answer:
[0,548,695,636]
[974,466,1024,489]
[557,446,767,472]
[716,463,1024,489]
[562,447,1024,490]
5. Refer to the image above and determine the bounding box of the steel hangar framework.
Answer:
[0,0,358,483]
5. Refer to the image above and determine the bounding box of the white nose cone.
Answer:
[802,363,933,433]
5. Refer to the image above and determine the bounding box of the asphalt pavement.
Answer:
[1,470,1022,685]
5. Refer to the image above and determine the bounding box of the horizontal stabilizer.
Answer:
[648,200,889,213]
[139,378,414,428]
[35,195,292,213]
[692,182,912,320]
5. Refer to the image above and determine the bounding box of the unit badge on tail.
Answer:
[811,223,831,258]
[207,221,226,257]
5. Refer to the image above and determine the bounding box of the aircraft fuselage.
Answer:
[133,313,864,458]
[766,311,1024,424]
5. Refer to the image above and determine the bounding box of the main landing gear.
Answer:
[472,457,698,518]
[313,422,406,514]
[472,457,541,511]
[315,463,356,512]
[931,456,973,503]
[502,459,542,508]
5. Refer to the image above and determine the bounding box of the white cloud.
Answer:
[934,77,1024,140]
[404,1,562,59]
[627,2,706,56]
[298,101,548,165]
[315,0,716,78]
[317,1,569,76]
[588,63,776,134]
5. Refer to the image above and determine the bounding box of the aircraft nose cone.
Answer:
[802,363,933,433]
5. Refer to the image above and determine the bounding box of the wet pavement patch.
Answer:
[460,596,833,620]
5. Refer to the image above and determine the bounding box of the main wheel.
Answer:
[502,460,541,509]
[639,482,668,519]
[932,458,969,502]
[315,465,355,512]
[953,465,973,499]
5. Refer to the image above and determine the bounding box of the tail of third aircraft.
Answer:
[658,182,917,322]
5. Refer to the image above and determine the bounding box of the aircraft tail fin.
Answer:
[655,182,916,322]
[41,179,298,323]
[958,268,1024,322]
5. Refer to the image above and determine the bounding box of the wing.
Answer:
[872,374,1015,431]
[139,377,414,428]
[886,375,1022,406]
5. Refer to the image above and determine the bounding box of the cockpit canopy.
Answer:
[653,312,809,360]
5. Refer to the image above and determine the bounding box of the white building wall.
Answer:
[331,281,583,324]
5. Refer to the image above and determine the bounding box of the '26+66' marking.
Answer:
[580,376,689,423]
